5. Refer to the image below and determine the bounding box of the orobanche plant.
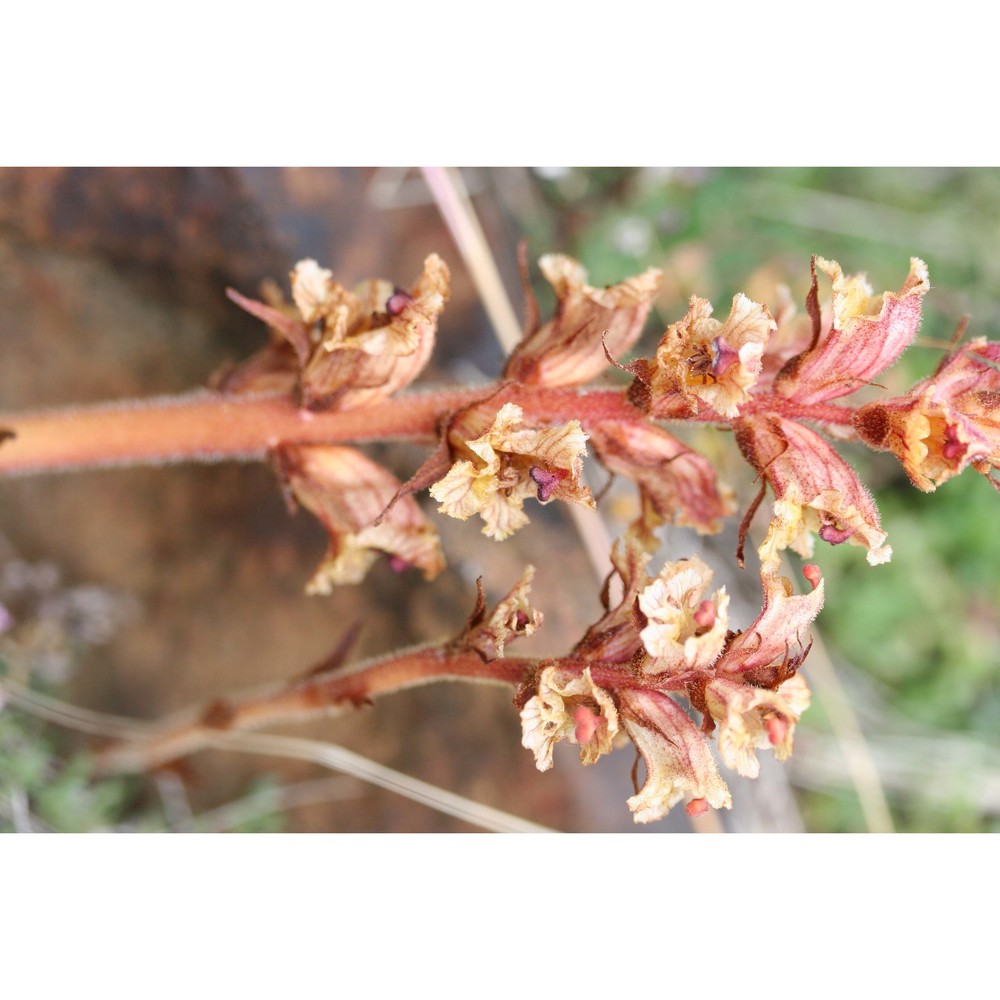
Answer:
[1,248,997,824]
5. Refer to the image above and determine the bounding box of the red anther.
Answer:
[685,797,709,817]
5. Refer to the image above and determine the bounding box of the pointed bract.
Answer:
[775,257,929,404]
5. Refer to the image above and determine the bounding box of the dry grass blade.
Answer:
[206,731,556,834]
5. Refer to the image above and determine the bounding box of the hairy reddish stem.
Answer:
[94,633,702,775]
[0,385,645,477]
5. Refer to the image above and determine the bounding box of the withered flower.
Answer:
[588,420,736,543]
[775,256,929,404]
[736,415,890,569]
[429,402,594,540]
[227,254,450,410]
[854,337,1000,492]
[632,293,776,419]
[504,254,662,387]
[461,565,544,661]
[276,444,444,593]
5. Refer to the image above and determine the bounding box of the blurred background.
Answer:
[0,167,997,832]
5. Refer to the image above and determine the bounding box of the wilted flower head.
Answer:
[504,254,662,388]
[429,402,594,540]
[775,256,929,404]
[276,444,444,593]
[459,565,544,662]
[854,337,1000,492]
[226,254,450,410]
[736,415,890,570]
[637,556,729,675]
[631,293,776,419]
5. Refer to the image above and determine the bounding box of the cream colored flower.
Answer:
[520,665,619,771]
[637,556,729,674]
[705,674,811,778]
[226,254,450,410]
[430,403,594,540]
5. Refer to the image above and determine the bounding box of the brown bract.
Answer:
[275,444,445,593]
[854,337,1000,492]
[504,253,662,388]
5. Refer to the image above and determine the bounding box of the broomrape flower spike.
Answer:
[6,242,1000,829]
[429,402,594,540]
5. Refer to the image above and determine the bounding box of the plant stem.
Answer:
[0,385,646,477]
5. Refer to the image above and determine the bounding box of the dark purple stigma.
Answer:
[386,287,413,317]
[387,555,411,573]
[819,522,853,545]
[529,466,562,503]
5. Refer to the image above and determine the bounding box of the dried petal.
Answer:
[277,445,444,593]
[505,254,662,387]
[520,665,619,770]
[637,556,729,675]
[854,338,1000,491]
[619,689,731,823]
[776,257,929,404]
[736,415,890,569]
[588,420,736,541]
[430,402,594,540]
[705,674,811,777]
